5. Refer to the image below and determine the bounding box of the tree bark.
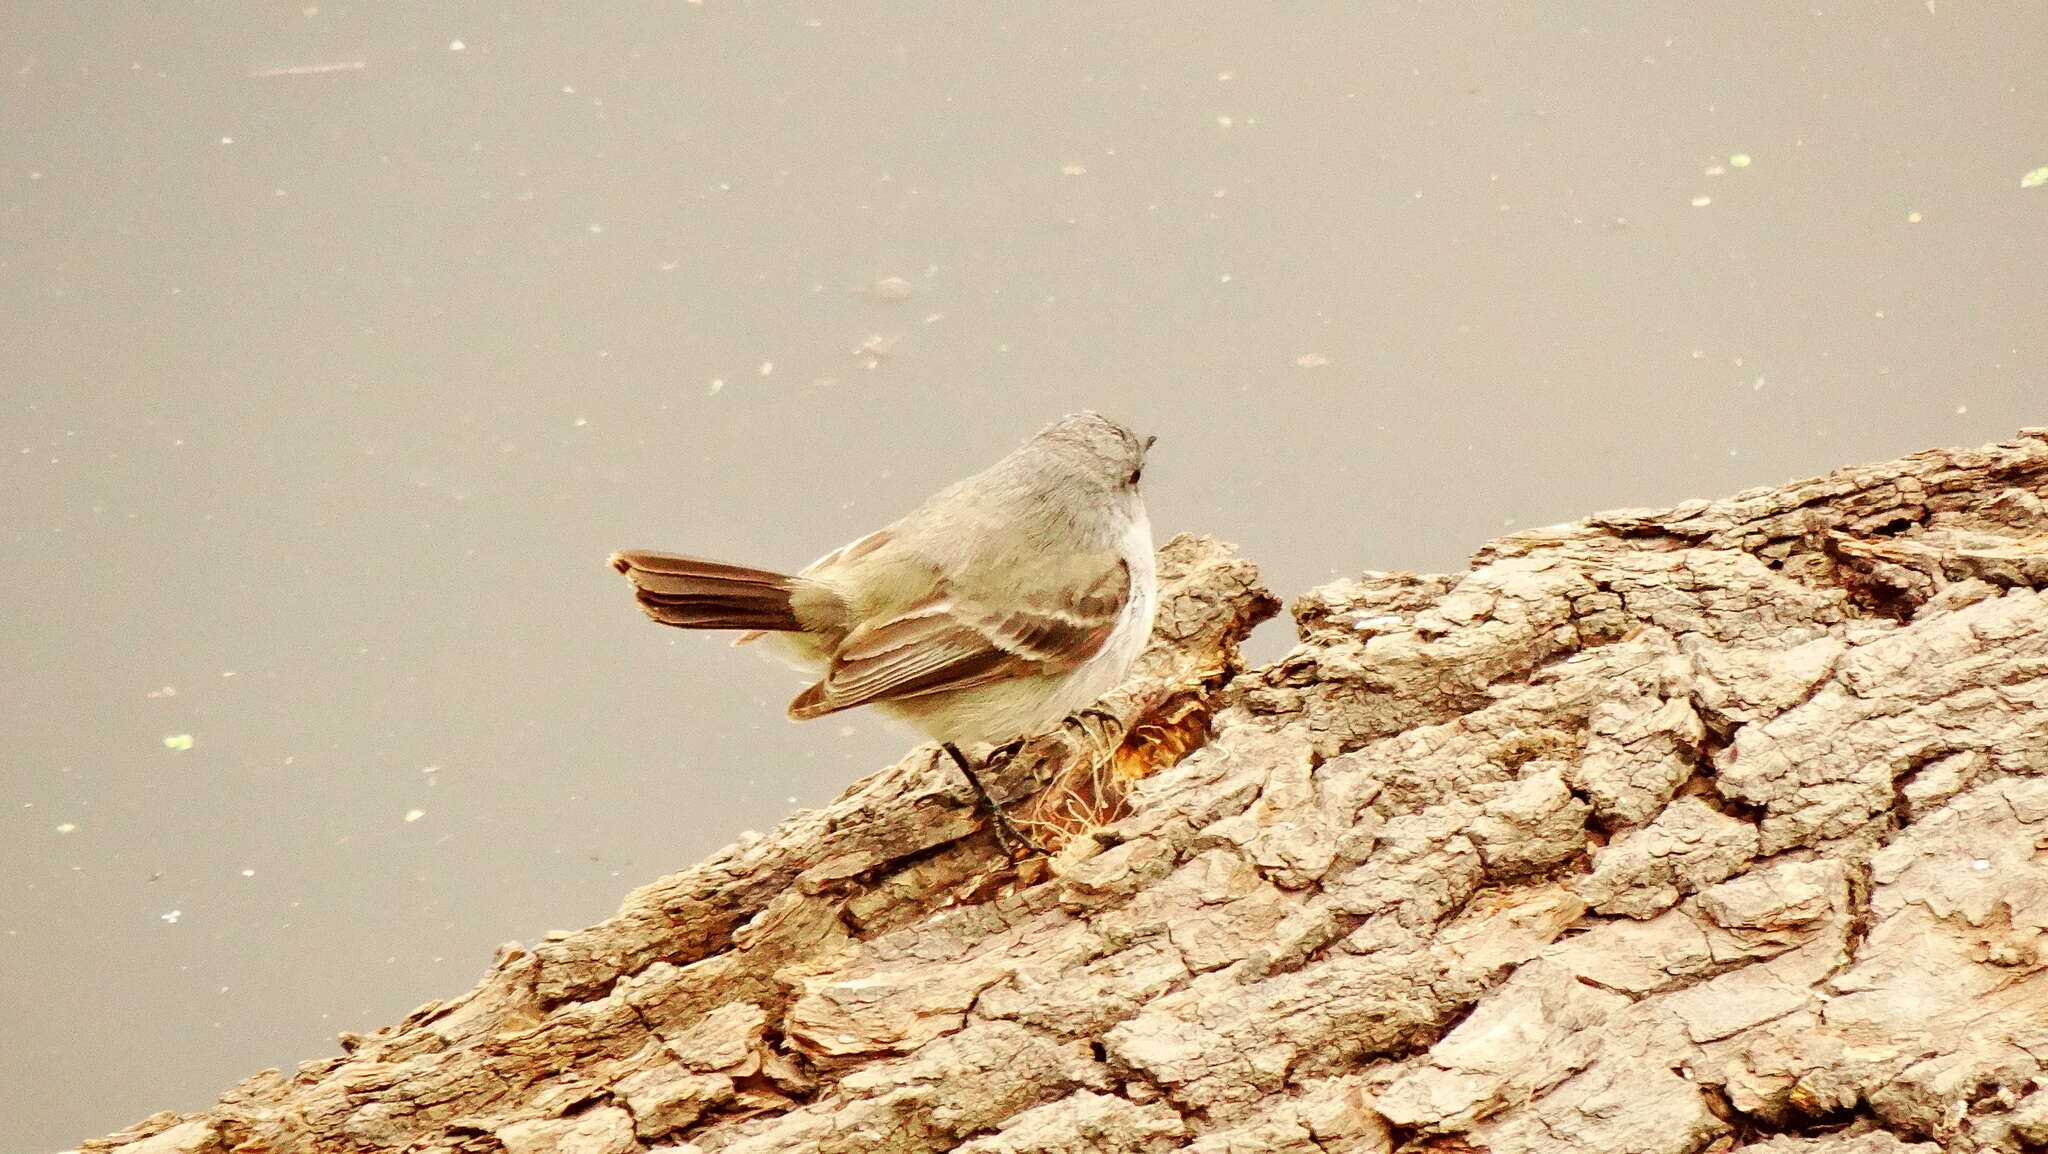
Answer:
[82,429,2048,1154]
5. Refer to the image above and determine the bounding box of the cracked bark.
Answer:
[80,429,2048,1154]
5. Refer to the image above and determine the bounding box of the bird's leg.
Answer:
[942,742,1047,858]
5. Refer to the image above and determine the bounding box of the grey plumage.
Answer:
[611,411,1157,747]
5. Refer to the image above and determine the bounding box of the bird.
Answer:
[611,411,1158,854]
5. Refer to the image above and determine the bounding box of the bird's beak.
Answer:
[1143,435,1158,452]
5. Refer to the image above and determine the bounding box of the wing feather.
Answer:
[786,556,1131,721]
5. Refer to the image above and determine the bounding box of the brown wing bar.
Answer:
[786,558,1129,719]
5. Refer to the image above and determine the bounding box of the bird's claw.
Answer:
[942,741,1048,858]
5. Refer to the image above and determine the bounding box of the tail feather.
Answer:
[610,550,803,631]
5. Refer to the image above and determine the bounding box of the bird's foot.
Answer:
[942,742,1048,858]
[1059,706,1124,741]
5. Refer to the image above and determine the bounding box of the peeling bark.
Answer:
[80,430,2048,1154]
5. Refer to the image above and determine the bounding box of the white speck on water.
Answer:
[1752,376,1766,391]
[758,361,774,376]
[786,796,798,805]
[1295,353,1330,368]
[1216,114,1234,128]
[1219,273,1233,283]
[404,809,425,823]
[240,869,255,877]
[1907,211,1923,223]
[220,136,234,145]
[448,40,465,51]
[1956,405,1969,415]
[707,378,725,395]
[55,823,76,834]
[1971,858,1990,870]
[1060,164,1087,175]
[1690,194,1712,207]
[573,417,587,427]
[1730,153,1753,167]
[161,910,183,924]
[1217,70,1234,81]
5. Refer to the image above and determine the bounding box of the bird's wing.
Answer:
[786,553,1130,720]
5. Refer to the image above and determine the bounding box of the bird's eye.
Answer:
[1128,466,1143,485]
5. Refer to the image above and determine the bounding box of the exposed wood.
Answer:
[81,430,2048,1154]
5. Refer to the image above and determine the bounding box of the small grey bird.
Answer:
[611,411,1158,853]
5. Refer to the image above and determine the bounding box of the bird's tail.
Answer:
[609,550,804,631]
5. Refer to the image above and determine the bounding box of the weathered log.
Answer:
[82,429,2048,1154]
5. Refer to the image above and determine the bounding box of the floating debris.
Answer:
[869,276,914,300]
[856,333,901,368]
[248,61,367,78]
